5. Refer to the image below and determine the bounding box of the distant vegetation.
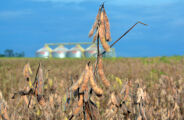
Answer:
[0,49,24,57]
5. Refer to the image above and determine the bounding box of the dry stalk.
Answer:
[12,63,46,108]
[66,3,148,120]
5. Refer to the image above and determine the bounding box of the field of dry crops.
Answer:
[0,57,184,120]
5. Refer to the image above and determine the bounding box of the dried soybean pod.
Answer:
[73,94,84,116]
[37,95,45,106]
[111,92,119,106]
[137,87,144,103]
[35,81,38,96]
[23,63,32,80]
[89,66,103,96]
[93,29,99,43]
[0,104,9,120]
[98,57,110,88]
[99,10,110,52]
[73,106,82,115]
[84,87,90,102]
[70,72,85,92]
[3,108,9,120]
[88,7,100,38]
[85,109,91,120]
[78,94,83,107]
[73,99,83,116]
[123,81,130,101]
[80,65,90,92]
[37,66,44,95]
[103,8,111,41]
[23,96,29,105]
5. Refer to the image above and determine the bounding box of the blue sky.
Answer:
[0,0,184,57]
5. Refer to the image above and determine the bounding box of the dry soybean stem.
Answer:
[101,21,148,56]
[28,63,41,108]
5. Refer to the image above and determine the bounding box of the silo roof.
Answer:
[53,45,68,51]
[86,44,97,50]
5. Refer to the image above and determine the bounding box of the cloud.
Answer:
[0,9,32,19]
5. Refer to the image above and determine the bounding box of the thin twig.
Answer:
[101,21,148,55]
[12,89,34,99]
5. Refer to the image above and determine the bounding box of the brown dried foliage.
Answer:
[1,57,184,119]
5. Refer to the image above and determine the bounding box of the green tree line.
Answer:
[0,49,24,57]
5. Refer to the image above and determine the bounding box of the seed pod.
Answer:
[103,8,111,41]
[73,106,82,115]
[85,109,91,120]
[23,96,29,105]
[73,102,83,115]
[88,21,97,38]
[137,88,144,103]
[88,7,100,38]
[110,92,120,107]
[37,66,44,95]
[123,84,130,101]
[39,97,45,106]
[0,104,9,120]
[84,87,90,102]
[3,108,9,120]
[70,72,85,92]
[137,115,142,120]
[35,82,38,96]
[23,63,32,80]
[73,94,84,116]
[80,65,90,92]
[98,57,110,88]
[78,94,83,107]
[99,10,110,52]
[89,66,103,96]
[37,95,45,106]
[93,29,99,43]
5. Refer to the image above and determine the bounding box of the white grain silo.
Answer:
[52,45,68,58]
[36,45,52,58]
[67,44,84,58]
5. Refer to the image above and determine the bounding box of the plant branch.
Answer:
[101,21,148,55]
